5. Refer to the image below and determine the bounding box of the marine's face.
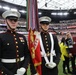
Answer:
[5,18,18,29]
[41,23,49,31]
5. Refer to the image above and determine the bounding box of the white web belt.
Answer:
[1,56,24,63]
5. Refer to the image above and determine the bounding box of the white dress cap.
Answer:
[2,10,21,19]
[39,16,51,23]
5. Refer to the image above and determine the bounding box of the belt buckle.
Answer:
[16,58,20,62]
[45,63,50,68]
[46,52,50,57]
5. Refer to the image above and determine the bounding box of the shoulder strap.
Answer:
[49,33,54,63]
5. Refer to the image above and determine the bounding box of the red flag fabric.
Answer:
[34,34,42,75]
[28,30,42,75]
[27,0,42,75]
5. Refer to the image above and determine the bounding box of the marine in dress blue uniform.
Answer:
[0,10,30,75]
[30,16,61,75]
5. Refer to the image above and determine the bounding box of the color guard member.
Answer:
[0,10,30,75]
[30,16,61,75]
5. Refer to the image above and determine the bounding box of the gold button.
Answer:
[46,41,48,43]
[16,46,18,48]
[45,38,47,40]
[46,52,50,56]
[15,38,17,40]
[46,44,48,47]
[17,55,19,57]
[21,40,23,42]
[13,35,16,37]
[47,48,49,50]
[16,42,18,44]
[45,35,47,37]
[17,58,20,62]
[17,50,19,52]
[7,43,9,45]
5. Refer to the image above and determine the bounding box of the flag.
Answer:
[27,0,42,75]
[27,0,39,31]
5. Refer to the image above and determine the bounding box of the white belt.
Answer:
[1,56,24,63]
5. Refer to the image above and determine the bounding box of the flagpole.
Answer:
[27,0,42,75]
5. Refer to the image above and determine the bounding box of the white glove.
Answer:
[49,62,56,69]
[14,74,21,75]
[41,51,45,57]
[15,74,22,75]
[17,67,26,75]
[34,73,38,75]
[45,62,56,69]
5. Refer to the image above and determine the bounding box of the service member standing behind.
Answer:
[0,10,30,75]
[30,16,61,75]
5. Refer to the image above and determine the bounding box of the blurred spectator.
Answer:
[65,32,76,75]
[70,36,76,75]
[60,37,72,74]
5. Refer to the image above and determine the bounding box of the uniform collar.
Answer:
[7,29,16,34]
[41,31,49,34]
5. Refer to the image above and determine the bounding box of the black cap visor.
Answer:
[6,16,18,22]
[40,21,49,25]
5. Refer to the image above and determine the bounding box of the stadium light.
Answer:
[19,10,26,13]
[51,12,57,15]
[3,6,10,10]
[57,12,63,15]
[51,12,69,16]
[11,8,18,11]
[38,12,42,15]
[0,5,2,8]
[63,12,69,15]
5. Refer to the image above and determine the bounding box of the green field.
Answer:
[58,60,72,75]
[27,60,72,75]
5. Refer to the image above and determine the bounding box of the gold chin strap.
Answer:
[41,27,48,33]
[6,20,15,31]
